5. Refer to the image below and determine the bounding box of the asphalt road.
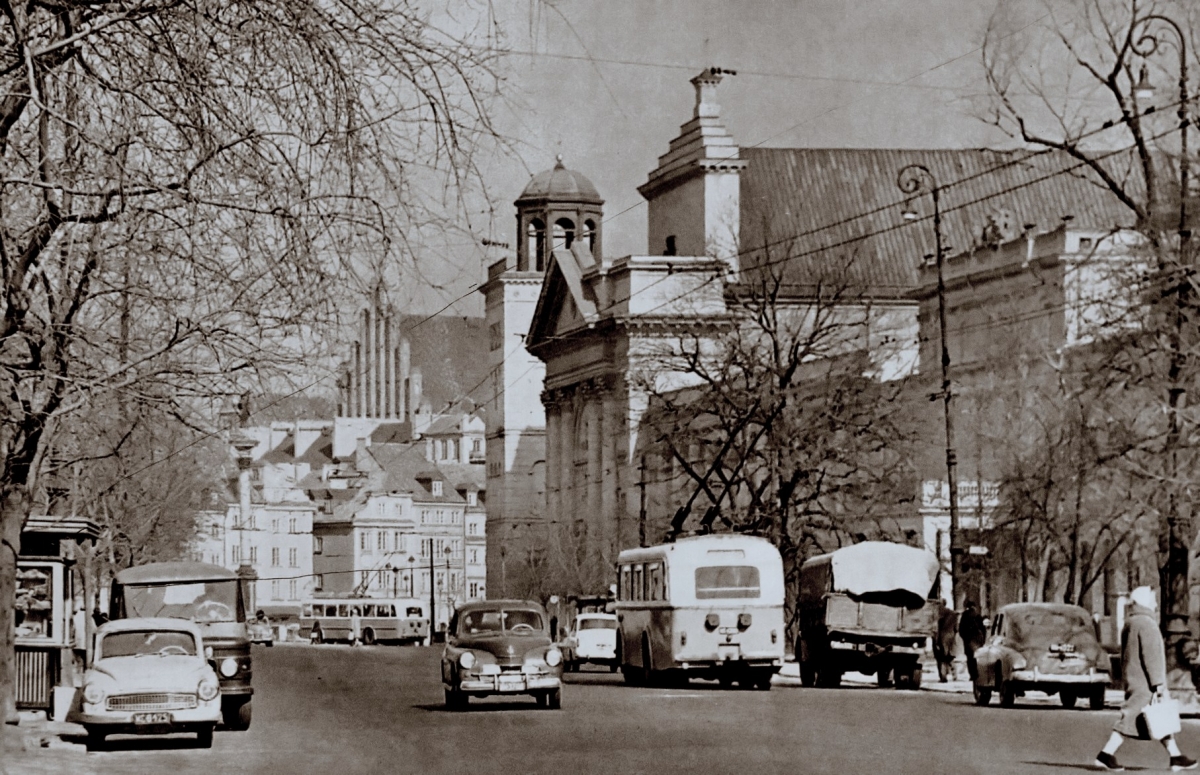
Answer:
[8,643,1200,774]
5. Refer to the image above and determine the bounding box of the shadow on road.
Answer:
[1023,761,1149,771]
[413,700,557,714]
[60,732,208,752]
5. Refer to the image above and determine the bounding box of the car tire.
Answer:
[363,628,376,646]
[266,641,273,648]
[754,671,773,691]
[1060,689,1077,709]
[972,682,992,706]
[1089,686,1106,710]
[223,697,252,731]
[609,662,618,674]
[84,727,106,752]
[999,680,1017,708]
[445,688,468,711]
[877,667,893,688]
[197,726,214,749]
[547,688,562,710]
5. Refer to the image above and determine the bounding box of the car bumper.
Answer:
[81,704,222,729]
[455,674,562,694]
[574,650,616,662]
[1010,670,1109,684]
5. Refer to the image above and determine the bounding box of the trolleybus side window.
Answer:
[362,604,376,617]
[337,604,349,617]
[325,605,337,617]
[648,563,663,601]
[632,564,644,602]
[302,604,313,617]
[695,566,761,599]
[620,565,631,601]
[406,606,422,618]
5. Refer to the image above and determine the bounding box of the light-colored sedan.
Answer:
[80,617,222,750]
[562,613,618,672]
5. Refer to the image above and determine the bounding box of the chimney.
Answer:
[692,68,723,119]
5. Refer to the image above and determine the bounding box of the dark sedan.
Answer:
[972,602,1109,709]
[441,600,564,710]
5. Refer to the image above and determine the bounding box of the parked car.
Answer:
[972,602,1110,709]
[561,613,618,672]
[80,617,222,751]
[441,600,564,710]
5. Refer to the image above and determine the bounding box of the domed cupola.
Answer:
[515,155,604,272]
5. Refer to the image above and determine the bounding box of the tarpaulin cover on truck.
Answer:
[828,542,939,601]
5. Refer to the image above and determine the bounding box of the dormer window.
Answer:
[467,491,477,506]
[432,480,443,497]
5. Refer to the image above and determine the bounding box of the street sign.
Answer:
[968,545,989,556]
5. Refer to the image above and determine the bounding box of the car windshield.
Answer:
[578,618,617,630]
[102,630,197,658]
[459,609,544,635]
[124,581,239,623]
[1009,608,1095,644]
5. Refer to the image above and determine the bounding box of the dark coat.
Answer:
[959,607,986,650]
[935,604,959,658]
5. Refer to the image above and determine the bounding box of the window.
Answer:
[620,565,631,600]
[339,604,350,617]
[271,548,280,567]
[632,564,644,602]
[472,438,481,454]
[314,536,323,555]
[396,533,406,553]
[232,546,241,563]
[553,217,575,249]
[314,574,324,591]
[526,218,546,271]
[289,547,298,567]
[436,510,445,524]
[432,481,443,497]
[648,563,663,601]
[272,519,279,534]
[468,522,478,536]
[584,219,597,253]
[420,540,428,558]
[289,579,297,600]
[421,510,429,524]
[210,524,219,538]
[467,491,477,506]
[362,531,373,554]
[470,549,478,564]
[249,547,257,564]
[452,539,462,557]
[377,532,386,552]
[435,538,445,556]
[469,582,479,598]
[271,580,280,599]
[289,518,297,534]
[360,571,370,587]
[377,501,385,517]
[451,440,459,460]
[694,566,761,599]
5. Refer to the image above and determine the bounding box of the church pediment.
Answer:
[527,248,599,353]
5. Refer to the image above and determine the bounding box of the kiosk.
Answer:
[15,515,99,718]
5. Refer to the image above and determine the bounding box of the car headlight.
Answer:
[198,677,220,701]
[545,648,562,667]
[83,683,106,705]
[220,657,239,677]
[458,651,476,670]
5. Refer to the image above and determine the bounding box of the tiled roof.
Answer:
[259,435,294,465]
[296,437,333,466]
[370,422,412,444]
[422,415,461,436]
[367,444,466,504]
[738,147,1136,297]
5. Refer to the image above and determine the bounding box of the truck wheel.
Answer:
[877,667,893,688]
[908,666,922,690]
[362,628,376,646]
[84,727,106,752]
[547,688,562,710]
[1089,686,1105,710]
[222,697,252,730]
[445,688,468,710]
[197,726,214,749]
[895,670,913,690]
[1060,689,1077,709]
[972,682,992,706]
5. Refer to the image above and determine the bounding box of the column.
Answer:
[559,386,576,527]
[364,308,374,417]
[544,390,561,526]
[351,341,361,417]
[586,382,602,530]
[599,379,617,558]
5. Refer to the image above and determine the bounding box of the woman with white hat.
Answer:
[1095,586,1196,771]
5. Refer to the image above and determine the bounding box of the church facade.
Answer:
[487,69,1138,601]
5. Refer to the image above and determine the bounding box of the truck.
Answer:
[796,541,941,690]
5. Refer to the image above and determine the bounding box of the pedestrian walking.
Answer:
[933,600,959,683]
[1094,586,1197,771]
[350,606,362,647]
[958,600,986,681]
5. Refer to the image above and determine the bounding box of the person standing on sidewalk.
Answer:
[1094,586,1197,771]
[933,601,959,683]
[958,600,987,681]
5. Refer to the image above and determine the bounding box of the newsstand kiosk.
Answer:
[15,516,99,720]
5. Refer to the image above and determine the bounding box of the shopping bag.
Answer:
[1142,694,1182,740]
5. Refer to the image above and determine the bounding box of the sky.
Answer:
[412,0,1026,317]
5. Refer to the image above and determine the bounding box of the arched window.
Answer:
[526,218,545,271]
[583,219,597,255]
[553,218,575,250]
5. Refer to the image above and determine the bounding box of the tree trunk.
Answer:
[0,490,24,740]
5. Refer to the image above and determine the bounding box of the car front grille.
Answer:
[106,693,198,712]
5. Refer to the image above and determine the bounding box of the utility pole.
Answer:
[638,455,647,548]
[428,538,435,636]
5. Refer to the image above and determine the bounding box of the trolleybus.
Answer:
[299,598,430,645]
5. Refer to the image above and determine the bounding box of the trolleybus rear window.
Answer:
[695,566,761,599]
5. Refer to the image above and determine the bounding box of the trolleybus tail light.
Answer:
[705,614,720,631]
[680,632,687,646]
[771,629,778,644]
[737,613,752,630]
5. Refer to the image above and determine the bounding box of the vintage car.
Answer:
[972,602,1110,709]
[442,600,564,710]
[248,613,274,647]
[561,612,618,672]
[80,617,222,750]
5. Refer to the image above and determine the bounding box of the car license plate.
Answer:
[132,712,172,725]
[718,645,740,661]
[498,675,525,691]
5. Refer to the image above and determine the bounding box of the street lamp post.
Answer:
[1132,13,1192,622]
[385,562,395,597]
[230,431,259,614]
[898,163,962,606]
[443,546,453,623]
[407,555,415,597]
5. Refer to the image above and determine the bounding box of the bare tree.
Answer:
[0,0,502,730]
